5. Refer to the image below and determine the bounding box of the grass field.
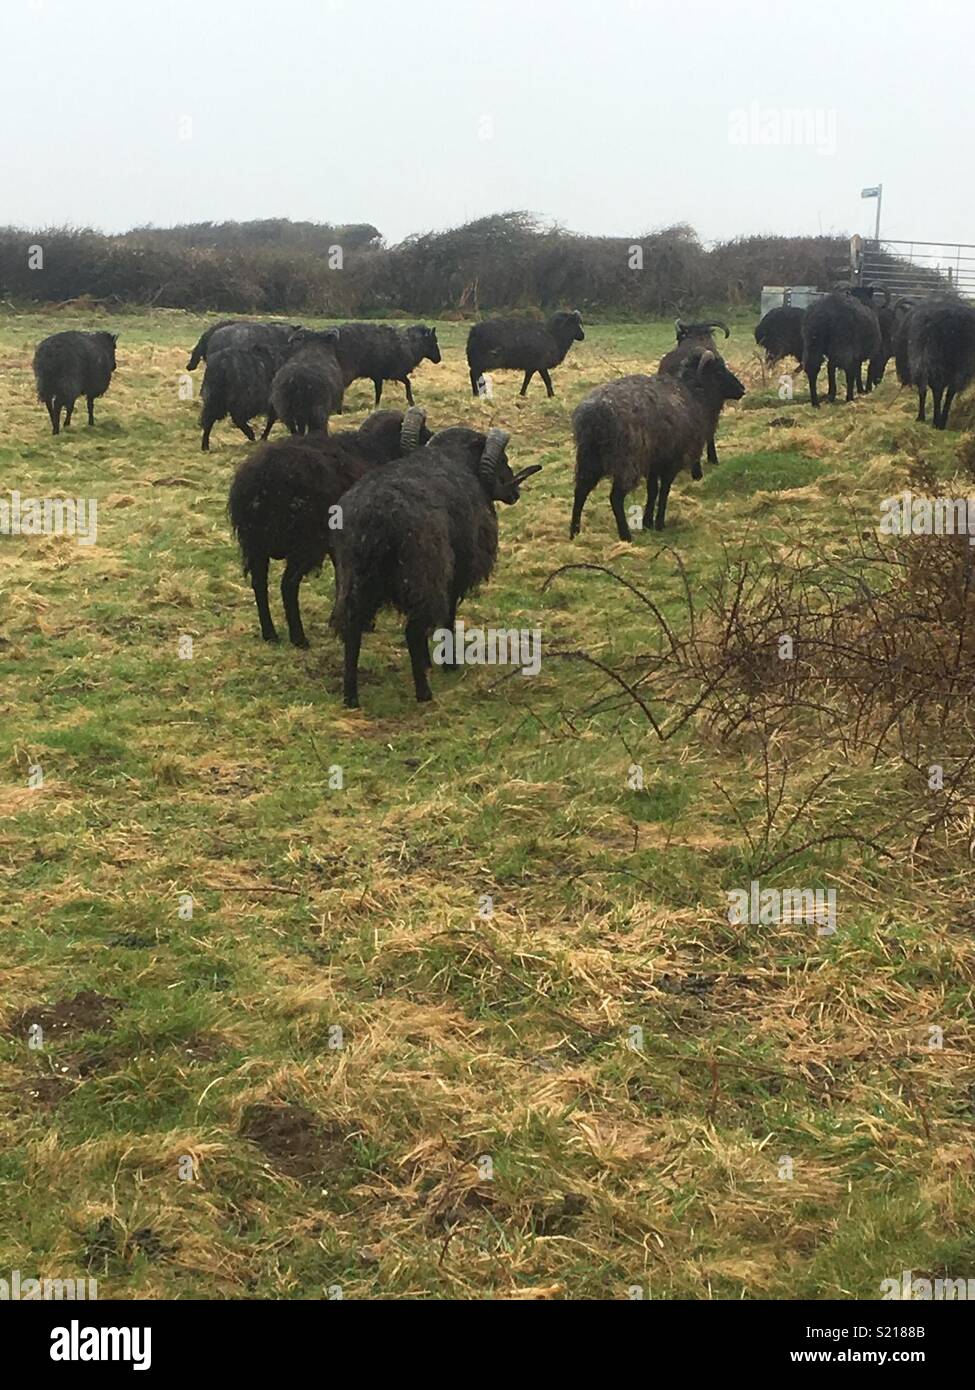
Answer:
[2,307,974,1301]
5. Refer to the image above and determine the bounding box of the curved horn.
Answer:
[479,427,509,483]
[875,287,891,308]
[706,320,731,338]
[696,349,716,376]
[510,464,543,485]
[675,318,686,337]
[400,406,426,453]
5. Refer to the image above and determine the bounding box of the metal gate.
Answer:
[859,239,975,300]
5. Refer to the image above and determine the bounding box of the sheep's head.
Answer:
[683,349,746,403]
[478,429,542,505]
[356,408,428,462]
[552,310,585,342]
[410,325,441,365]
[96,332,119,367]
[675,319,731,343]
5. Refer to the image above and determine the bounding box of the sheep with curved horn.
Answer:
[659,319,735,467]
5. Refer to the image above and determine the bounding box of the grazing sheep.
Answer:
[906,299,975,428]
[32,330,118,436]
[269,329,344,435]
[200,345,277,451]
[331,428,542,707]
[754,306,805,370]
[335,323,441,406]
[466,310,584,398]
[659,319,732,467]
[229,406,432,648]
[570,349,745,540]
[801,292,881,406]
[186,320,301,371]
[840,285,893,391]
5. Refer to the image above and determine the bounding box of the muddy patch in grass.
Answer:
[4,990,119,1041]
[239,1101,351,1184]
[4,1073,78,1111]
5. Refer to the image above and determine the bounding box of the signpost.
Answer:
[861,184,883,242]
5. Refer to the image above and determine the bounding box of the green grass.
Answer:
[0,306,974,1300]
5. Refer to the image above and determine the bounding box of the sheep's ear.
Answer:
[400,406,427,453]
[479,428,509,483]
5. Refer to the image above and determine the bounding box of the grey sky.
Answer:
[3,0,972,247]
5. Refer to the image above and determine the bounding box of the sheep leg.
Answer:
[520,370,535,397]
[281,562,310,648]
[342,629,362,708]
[45,399,59,435]
[233,416,257,442]
[63,398,75,428]
[86,395,96,426]
[610,481,632,542]
[405,619,433,702]
[443,599,462,669]
[805,361,821,408]
[261,407,277,440]
[569,474,600,538]
[916,387,927,423]
[931,385,945,430]
[826,362,837,403]
[470,367,482,398]
[706,435,718,466]
[941,388,955,430]
[373,379,383,407]
[844,368,857,403]
[250,554,279,643]
[201,416,214,451]
[401,379,414,407]
[654,477,673,531]
[642,476,659,532]
[539,368,555,398]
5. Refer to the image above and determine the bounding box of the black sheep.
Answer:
[331,428,542,707]
[186,320,301,371]
[228,407,432,648]
[801,293,881,406]
[906,299,975,428]
[32,330,118,435]
[199,345,277,451]
[335,323,441,406]
[466,310,584,398]
[571,349,745,540]
[754,306,805,370]
[658,319,731,468]
[269,329,344,435]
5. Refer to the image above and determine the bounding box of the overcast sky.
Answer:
[2,0,971,248]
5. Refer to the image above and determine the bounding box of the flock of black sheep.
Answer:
[29,290,975,707]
